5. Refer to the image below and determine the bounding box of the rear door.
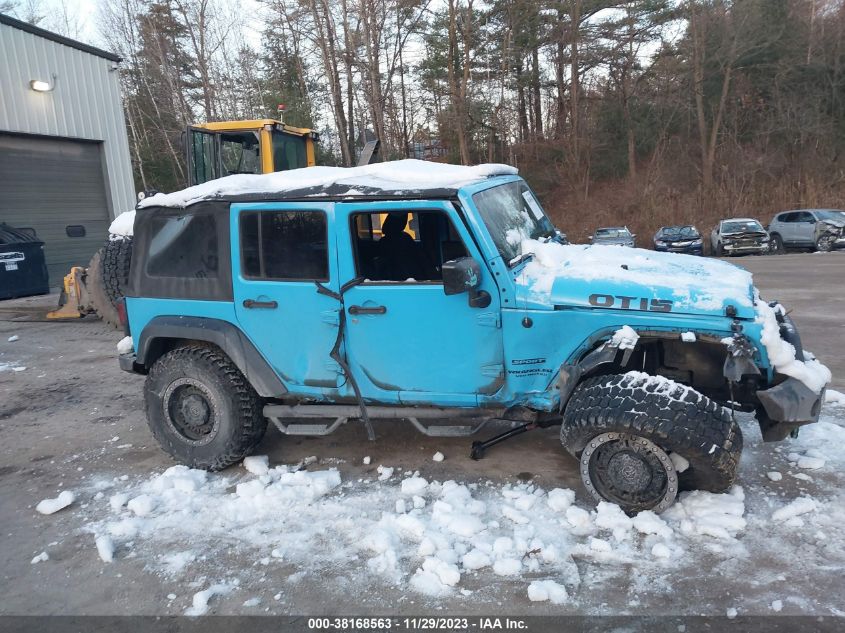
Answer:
[231,202,342,390]
[336,200,504,406]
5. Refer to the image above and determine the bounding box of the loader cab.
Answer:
[186,119,318,187]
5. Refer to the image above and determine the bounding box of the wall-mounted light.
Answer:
[30,79,55,92]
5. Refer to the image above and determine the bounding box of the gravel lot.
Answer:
[0,251,843,619]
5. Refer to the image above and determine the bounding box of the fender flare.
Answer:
[136,316,286,397]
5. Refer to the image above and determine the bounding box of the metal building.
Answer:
[0,14,135,285]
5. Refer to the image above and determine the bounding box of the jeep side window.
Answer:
[146,213,219,279]
[240,211,328,281]
[351,210,468,282]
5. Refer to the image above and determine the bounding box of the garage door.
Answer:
[0,133,111,286]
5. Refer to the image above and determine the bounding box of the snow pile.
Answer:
[825,389,845,406]
[36,490,75,515]
[662,487,746,539]
[116,336,134,355]
[186,583,233,616]
[243,455,270,476]
[527,580,569,604]
[80,452,769,605]
[95,535,115,562]
[754,299,831,393]
[515,238,754,313]
[30,552,49,564]
[772,497,817,522]
[109,210,136,238]
[610,325,639,350]
[139,160,518,209]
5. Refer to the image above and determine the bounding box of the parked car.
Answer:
[653,225,704,255]
[767,209,845,253]
[590,226,635,247]
[710,218,769,256]
[118,160,828,515]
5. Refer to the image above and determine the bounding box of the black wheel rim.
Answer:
[163,379,219,444]
[581,432,677,514]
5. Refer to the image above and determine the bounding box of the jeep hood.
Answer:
[514,240,756,318]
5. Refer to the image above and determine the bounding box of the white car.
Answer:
[710,218,769,256]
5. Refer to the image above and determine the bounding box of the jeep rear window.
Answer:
[240,210,328,281]
[146,213,219,279]
[471,181,555,264]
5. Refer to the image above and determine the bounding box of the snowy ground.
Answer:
[19,404,845,617]
[1,253,844,619]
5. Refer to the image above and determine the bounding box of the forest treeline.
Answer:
[6,0,845,240]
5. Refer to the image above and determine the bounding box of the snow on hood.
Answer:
[516,239,755,317]
[138,160,518,209]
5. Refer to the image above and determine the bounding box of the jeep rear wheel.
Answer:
[561,373,743,514]
[144,344,267,470]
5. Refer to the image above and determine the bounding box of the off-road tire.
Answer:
[102,236,133,306]
[144,344,268,471]
[561,373,742,504]
[87,249,121,328]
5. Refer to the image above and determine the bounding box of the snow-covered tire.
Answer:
[144,344,268,471]
[561,373,742,513]
[102,236,133,306]
[87,249,121,328]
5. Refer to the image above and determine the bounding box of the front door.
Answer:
[336,201,504,406]
[231,202,342,390]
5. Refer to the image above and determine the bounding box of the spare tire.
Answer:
[87,248,119,328]
[102,236,133,306]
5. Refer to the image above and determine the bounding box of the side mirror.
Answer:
[442,256,481,295]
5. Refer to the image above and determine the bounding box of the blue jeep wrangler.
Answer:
[118,160,830,514]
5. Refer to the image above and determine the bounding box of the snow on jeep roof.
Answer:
[138,159,518,209]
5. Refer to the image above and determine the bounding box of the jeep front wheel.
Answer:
[561,372,742,514]
[144,344,268,470]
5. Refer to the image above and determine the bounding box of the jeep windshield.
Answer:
[471,180,556,264]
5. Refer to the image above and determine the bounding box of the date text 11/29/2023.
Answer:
[307,617,529,630]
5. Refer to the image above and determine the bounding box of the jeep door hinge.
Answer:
[476,312,501,328]
[481,363,504,378]
[321,309,340,326]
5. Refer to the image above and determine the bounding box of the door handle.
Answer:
[348,305,386,316]
[243,299,278,309]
